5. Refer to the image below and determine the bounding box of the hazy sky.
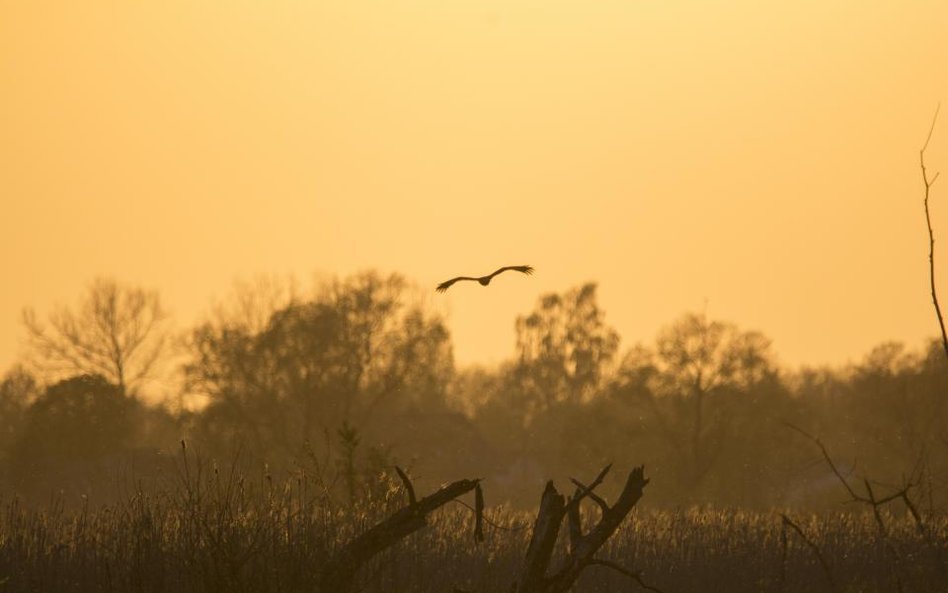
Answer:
[2,1,947,376]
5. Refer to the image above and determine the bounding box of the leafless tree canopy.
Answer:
[22,277,169,394]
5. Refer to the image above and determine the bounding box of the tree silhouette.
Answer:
[184,272,454,465]
[617,312,778,493]
[0,366,39,477]
[513,283,619,410]
[22,278,170,395]
[9,374,140,496]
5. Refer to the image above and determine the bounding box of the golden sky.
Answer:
[2,0,947,374]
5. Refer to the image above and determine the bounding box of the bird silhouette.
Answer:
[436,265,534,292]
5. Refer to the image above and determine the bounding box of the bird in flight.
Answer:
[436,265,534,292]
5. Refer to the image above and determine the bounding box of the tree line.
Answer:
[1,274,946,508]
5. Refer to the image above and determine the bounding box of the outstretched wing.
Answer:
[487,265,534,280]
[436,276,480,292]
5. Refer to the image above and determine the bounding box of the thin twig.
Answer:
[448,499,529,532]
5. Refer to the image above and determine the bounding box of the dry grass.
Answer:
[0,461,945,593]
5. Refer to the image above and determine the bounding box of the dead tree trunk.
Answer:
[315,465,651,593]
[514,465,651,593]
[317,472,480,593]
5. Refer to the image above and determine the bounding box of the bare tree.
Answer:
[22,277,169,395]
[920,103,948,362]
[784,421,941,593]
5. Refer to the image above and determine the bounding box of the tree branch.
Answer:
[319,477,480,593]
[567,463,612,512]
[394,466,416,506]
[569,478,610,514]
[780,513,838,593]
[783,422,860,500]
[920,103,948,362]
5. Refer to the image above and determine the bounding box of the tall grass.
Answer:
[0,457,945,593]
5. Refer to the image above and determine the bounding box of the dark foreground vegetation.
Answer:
[0,456,944,593]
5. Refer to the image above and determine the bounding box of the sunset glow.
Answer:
[3,0,947,370]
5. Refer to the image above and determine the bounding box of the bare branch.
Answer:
[567,463,612,511]
[540,467,650,593]
[780,514,838,593]
[474,483,484,543]
[785,422,918,593]
[394,466,416,506]
[863,479,889,538]
[448,499,528,532]
[920,103,948,362]
[319,477,480,592]
[785,422,921,509]
[900,491,924,534]
[922,103,941,154]
[567,489,583,551]
[783,422,860,501]
[569,478,609,513]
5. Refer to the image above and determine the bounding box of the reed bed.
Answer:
[0,467,944,593]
